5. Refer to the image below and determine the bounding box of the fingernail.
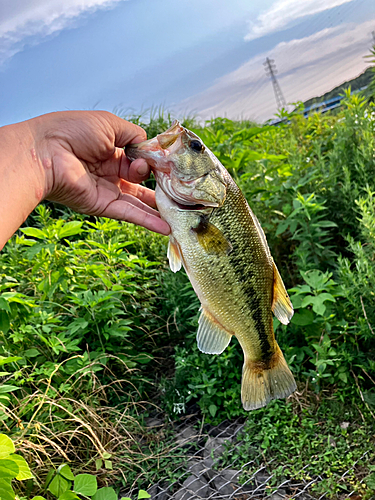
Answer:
[137,162,149,176]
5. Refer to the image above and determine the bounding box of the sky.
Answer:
[0,0,374,127]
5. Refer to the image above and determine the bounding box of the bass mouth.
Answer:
[175,201,207,211]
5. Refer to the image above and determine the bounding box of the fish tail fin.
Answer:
[241,344,296,411]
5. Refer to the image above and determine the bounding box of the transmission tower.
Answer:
[264,57,287,110]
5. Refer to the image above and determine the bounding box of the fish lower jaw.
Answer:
[162,190,218,212]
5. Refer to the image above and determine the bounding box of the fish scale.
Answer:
[126,120,296,410]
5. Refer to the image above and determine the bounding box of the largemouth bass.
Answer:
[126,121,296,410]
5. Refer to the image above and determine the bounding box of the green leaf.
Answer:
[104,460,112,470]
[137,491,151,500]
[0,386,20,394]
[59,464,75,481]
[314,220,337,228]
[209,404,217,418]
[291,309,314,326]
[31,497,47,500]
[48,474,69,497]
[138,491,151,499]
[275,221,289,236]
[301,270,323,290]
[0,298,10,313]
[317,293,336,303]
[135,353,153,365]
[0,356,22,366]
[364,390,375,408]
[289,285,311,295]
[0,311,10,335]
[366,472,375,490]
[92,487,118,500]
[289,294,304,309]
[23,349,40,358]
[73,474,97,496]
[301,295,332,316]
[301,294,334,316]
[58,492,80,500]
[8,454,33,480]
[0,478,15,500]
[310,297,326,316]
[20,227,47,239]
[231,126,270,142]
[58,221,84,239]
[0,435,15,458]
[0,459,19,478]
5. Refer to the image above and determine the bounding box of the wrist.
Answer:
[3,119,51,199]
[0,119,51,249]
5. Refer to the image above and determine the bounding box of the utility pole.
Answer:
[264,57,287,110]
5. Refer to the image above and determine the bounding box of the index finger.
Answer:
[102,112,147,147]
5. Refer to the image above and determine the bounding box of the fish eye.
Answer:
[189,140,204,153]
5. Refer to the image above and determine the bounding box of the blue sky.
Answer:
[0,0,374,127]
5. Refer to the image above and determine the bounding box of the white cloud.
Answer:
[0,0,126,66]
[175,19,374,123]
[244,0,354,41]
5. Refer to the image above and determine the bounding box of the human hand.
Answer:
[30,110,170,235]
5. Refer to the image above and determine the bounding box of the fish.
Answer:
[126,120,296,410]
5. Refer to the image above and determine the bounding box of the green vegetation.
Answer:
[0,433,150,500]
[222,398,373,498]
[1,64,375,499]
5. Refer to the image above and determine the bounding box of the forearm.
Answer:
[0,120,47,250]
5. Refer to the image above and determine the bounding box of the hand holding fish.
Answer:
[0,110,170,249]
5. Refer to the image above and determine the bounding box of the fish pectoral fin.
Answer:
[193,220,232,255]
[197,308,232,355]
[167,237,182,273]
[271,260,294,325]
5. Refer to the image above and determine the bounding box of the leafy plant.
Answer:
[0,433,33,500]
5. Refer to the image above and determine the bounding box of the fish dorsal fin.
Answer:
[167,237,182,273]
[193,219,232,255]
[197,307,232,354]
[271,260,294,325]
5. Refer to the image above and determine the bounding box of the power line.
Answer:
[264,57,287,109]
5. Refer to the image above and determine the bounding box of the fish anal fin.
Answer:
[272,260,293,325]
[192,219,232,255]
[241,344,297,411]
[197,308,232,355]
[167,237,182,273]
